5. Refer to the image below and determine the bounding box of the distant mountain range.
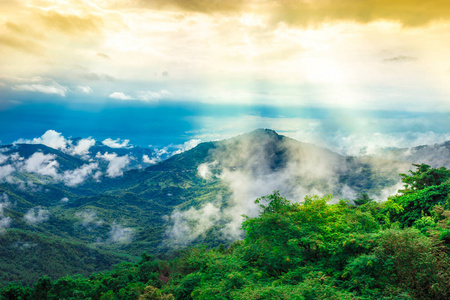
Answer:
[0,129,448,286]
[381,140,450,168]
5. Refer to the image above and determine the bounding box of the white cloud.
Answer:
[77,86,93,94]
[93,171,102,180]
[13,83,68,97]
[23,207,50,225]
[0,165,15,180]
[61,163,99,186]
[102,138,132,149]
[22,152,59,177]
[0,193,12,232]
[108,92,133,100]
[136,90,171,102]
[109,90,171,102]
[0,153,8,165]
[109,223,134,243]
[75,210,103,230]
[96,152,130,177]
[172,139,201,155]
[70,138,96,156]
[142,139,202,166]
[14,130,98,158]
[340,185,357,200]
[60,197,69,203]
[0,217,12,232]
[143,148,169,165]
[143,154,158,164]
[15,130,68,150]
[198,162,214,179]
[168,203,220,245]
[165,130,411,243]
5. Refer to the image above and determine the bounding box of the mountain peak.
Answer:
[249,128,280,136]
[238,128,283,141]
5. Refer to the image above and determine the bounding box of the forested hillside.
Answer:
[1,163,450,299]
[0,129,416,287]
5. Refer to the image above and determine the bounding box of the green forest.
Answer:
[2,163,450,300]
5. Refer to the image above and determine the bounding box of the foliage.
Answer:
[2,164,450,299]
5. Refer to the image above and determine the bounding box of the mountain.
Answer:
[0,143,86,171]
[381,140,450,168]
[0,129,429,286]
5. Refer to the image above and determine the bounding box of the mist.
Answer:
[166,129,411,245]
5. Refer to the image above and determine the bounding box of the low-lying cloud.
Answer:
[109,223,134,243]
[102,138,132,149]
[167,130,410,244]
[0,193,12,232]
[62,163,99,186]
[96,152,130,178]
[168,202,220,245]
[21,152,59,177]
[14,130,97,157]
[75,210,104,230]
[23,206,50,225]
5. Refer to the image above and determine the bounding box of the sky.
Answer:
[1,0,450,154]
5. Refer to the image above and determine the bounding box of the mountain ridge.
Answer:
[0,128,446,286]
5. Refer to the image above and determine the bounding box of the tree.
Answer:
[399,164,450,195]
[354,193,373,206]
[33,276,52,300]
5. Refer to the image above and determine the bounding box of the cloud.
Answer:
[142,148,170,165]
[384,56,417,63]
[76,86,93,94]
[61,163,99,186]
[4,21,44,38]
[21,152,59,177]
[75,210,103,230]
[70,138,96,156]
[0,34,43,54]
[171,139,202,155]
[96,152,130,177]
[143,154,158,164]
[197,162,214,179]
[0,153,8,164]
[23,207,50,225]
[102,138,132,149]
[60,197,69,203]
[0,193,12,232]
[14,130,96,158]
[291,130,450,157]
[167,203,220,245]
[97,52,110,59]
[139,0,245,13]
[136,90,171,102]
[135,0,450,27]
[165,129,410,243]
[15,129,68,150]
[0,165,14,180]
[13,83,68,96]
[79,72,115,81]
[13,242,38,250]
[273,0,450,27]
[38,11,103,34]
[109,224,134,243]
[108,92,133,100]
[109,90,171,102]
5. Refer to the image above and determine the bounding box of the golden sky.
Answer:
[1,0,450,111]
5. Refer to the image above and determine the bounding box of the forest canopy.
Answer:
[2,164,450,300]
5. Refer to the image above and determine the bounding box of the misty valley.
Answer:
[0,129,449,299]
